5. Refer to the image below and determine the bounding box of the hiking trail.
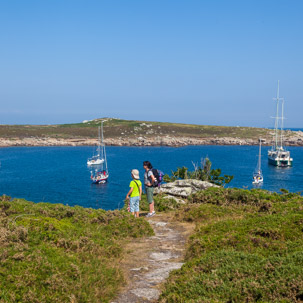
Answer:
[112,213,193,303]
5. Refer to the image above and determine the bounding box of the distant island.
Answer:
[0,118,303,147]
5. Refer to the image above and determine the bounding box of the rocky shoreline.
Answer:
[1,132,303,147]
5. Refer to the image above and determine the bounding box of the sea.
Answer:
[0,145,302,210]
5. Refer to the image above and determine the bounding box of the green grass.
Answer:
[159,188,303,303]
[0,118,273,140]
[123,193,183,213]
[0,195,153,303]
[2,187,303,302]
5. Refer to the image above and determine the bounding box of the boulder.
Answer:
[154,179,219,198]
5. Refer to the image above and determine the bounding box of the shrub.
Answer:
[160,188,303,302]
[163,158,233,186]
[0,196,153,303]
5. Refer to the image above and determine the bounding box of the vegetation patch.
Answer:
[163,158,234,186]
[159,188,303,302]
[0,195,153,303]
[124,193,182,213]
[0,118,272,140]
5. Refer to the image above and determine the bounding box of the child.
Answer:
[126,169,142,218]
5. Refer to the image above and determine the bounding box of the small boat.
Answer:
[87,124,105,166]
[91,169,109,184]
[253,139,264,185]
[268,81,293,167]
[91,121,109,183]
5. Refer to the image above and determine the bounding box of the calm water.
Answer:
[0,146,302,210]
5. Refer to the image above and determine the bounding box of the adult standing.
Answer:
[143,161,156,217]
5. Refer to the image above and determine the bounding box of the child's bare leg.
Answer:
[149,201,154,213]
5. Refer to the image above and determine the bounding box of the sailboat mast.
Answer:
[258,139,262,171]
[274,81,280,150]
[101,121,108,173]
[97,126,101,156]
[280,97,284,149]
[101,121,104,144]
[100,123,103,160]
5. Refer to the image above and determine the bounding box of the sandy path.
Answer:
[112,213,193,303]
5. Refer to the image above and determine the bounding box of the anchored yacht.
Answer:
[268,81,293,167]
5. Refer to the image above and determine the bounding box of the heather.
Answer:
[0,195,153,303]
[159,188,303,302]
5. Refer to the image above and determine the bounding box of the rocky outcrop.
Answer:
[154,179,219,199]
[1,131,303,147]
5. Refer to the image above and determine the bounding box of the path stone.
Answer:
[130,288,160,300]
[112,214,192,303]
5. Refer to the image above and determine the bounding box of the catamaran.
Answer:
[253,139,263,185]
[87,124,105,166]
[90,121,109,183]
[268,81,293,167]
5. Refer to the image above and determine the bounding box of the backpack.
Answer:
[150,168,164,187]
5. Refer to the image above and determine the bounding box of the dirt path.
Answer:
[112,213,193,303]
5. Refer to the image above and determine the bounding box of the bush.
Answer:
[0,196,153,303]
[160,188,303,302]
[189,187,301,208]
[160,250,303,303]
[123,193,182,213]
[164,158,233,186]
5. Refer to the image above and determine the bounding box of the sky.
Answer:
[0,0,303,127]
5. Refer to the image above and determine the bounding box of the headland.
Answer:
[1,118,303,147]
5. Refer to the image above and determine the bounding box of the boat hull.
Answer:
[92,178,108,184]
[268,150,293,167]
[252,180,263,185]
[87,159,104,166]
[91,173,109,184]
[252,173,263,185]
[268,157,293,167]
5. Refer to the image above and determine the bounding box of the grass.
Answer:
[2,186,303,302]
[123,192,183,213]
[0,118,273,140]
[0,195,153,303]
[159,187,303,302]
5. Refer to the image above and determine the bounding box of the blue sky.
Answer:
[0,0,302,127]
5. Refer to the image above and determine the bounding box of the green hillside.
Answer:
[2,188,303,302]
[0,118,271,140]
[159,188,303,302]
[0,195,153,303]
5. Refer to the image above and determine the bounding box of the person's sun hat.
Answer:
[131,169,140,179]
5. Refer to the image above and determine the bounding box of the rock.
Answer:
[130,288,160,300]
[154,179,218,198]
[1,130,303,147]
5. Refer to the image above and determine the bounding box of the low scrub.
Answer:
[0,195,153,303]
[190,187,301,207]
[123,193,182,213]
[160,188,303,302]
[163,158,234,186]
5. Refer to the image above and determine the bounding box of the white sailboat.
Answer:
[268,81,293,167]
[253,139,263,185]
[87,124,105,166]
[90,121,109,184]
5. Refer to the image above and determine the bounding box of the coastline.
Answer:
[1,133,303,147]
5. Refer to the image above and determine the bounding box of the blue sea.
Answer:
[0,146,302,210]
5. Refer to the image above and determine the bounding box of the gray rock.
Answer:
[150,251,175,261]
[130,288,160,300]
[144,262,184,283]
[154,179,218,198]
